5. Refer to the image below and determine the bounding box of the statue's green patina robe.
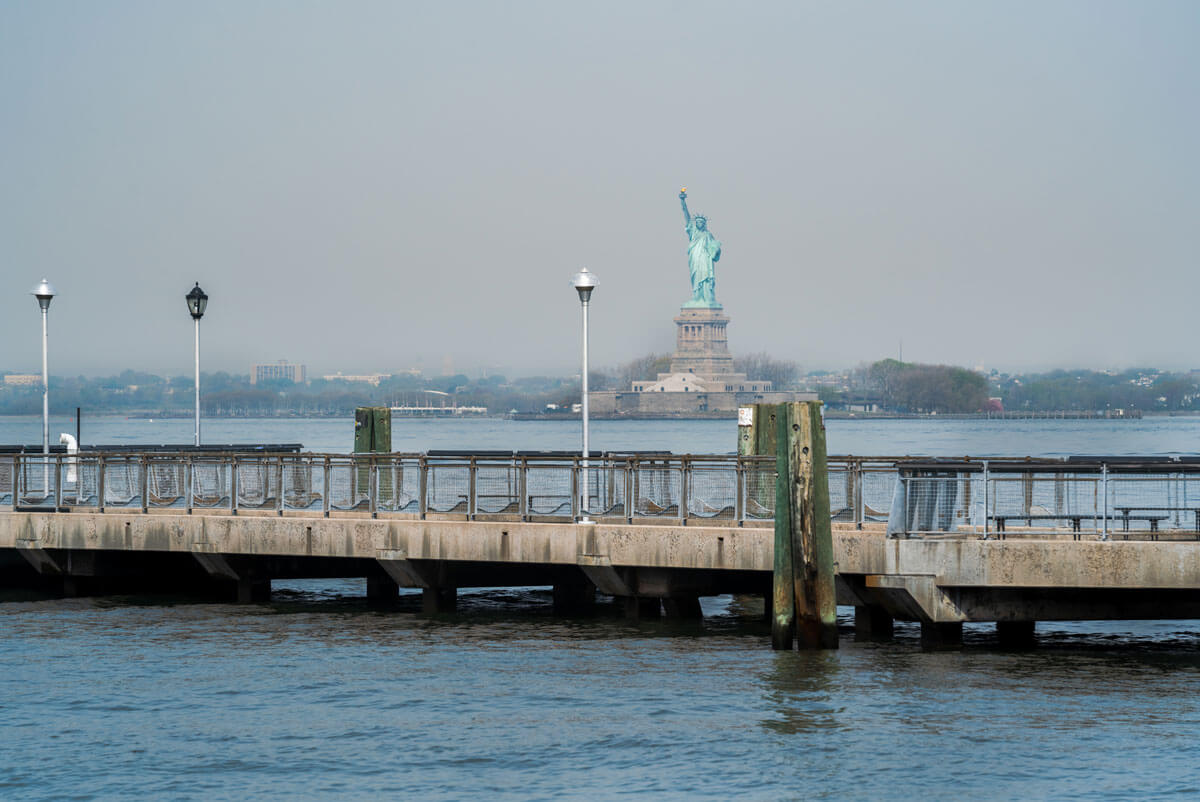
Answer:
[684,216,721,308]
[679,190,722,308]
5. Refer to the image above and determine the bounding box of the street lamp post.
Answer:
[31,279,55,496]
[572,268,596,523]
[186,283,208,446]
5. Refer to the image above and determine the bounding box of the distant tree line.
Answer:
[0,371,578,417]
[855,359,990,413]
[998,369,1198,412]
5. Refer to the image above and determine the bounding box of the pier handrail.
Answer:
[1,449,900,528]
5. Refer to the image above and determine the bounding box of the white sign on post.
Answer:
[737,407,753,427]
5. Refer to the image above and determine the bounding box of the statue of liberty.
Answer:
[679,189,721,308]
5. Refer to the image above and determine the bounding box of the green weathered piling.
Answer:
[354,407,392,498]
[788,402,838,649]
[741,402,838,650]
[354,407,392,453]
[772,406,796,649]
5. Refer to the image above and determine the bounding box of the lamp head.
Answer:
[572,267,597,303]
[30,278,56,312]
[186,282,208,320]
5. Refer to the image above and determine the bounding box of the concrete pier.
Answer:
[5,511,1200,647]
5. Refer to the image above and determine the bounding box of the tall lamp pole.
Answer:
[31,279,56,495]
[572,268,596,523]
[186,283,208,446]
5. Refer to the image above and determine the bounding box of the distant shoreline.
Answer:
[0,410,1192,422]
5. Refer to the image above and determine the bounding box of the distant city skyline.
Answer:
[2,3,1198,377]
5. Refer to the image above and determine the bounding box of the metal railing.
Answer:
[891,460,1200,540]
[0,451,900,527]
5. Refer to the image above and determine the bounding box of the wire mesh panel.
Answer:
[526,464,573,516]
[234,458,278,509]
[588,463,627,517]
[191,459,229,508]
[827,467,852,520]
[633,461,680,517]
[63,456,100,507]
[0,456,13,505]
[102,457,142,507]
[475,463,519,514]
[374,457,419,513]
[425,463,469,513]
[328,458,369,511]
[146,459,185,507]
[902,474,974,534]
[282,457,322,511]
[687,464,737,519]
[743,462,776,520]
[862,470,897,521]
[1106,474,1200,533]
[986,474,1100,534]
[17,456,59,505]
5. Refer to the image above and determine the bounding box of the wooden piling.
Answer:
[741,402,838,650]
[787,402,838,649]
[772,407,796,649]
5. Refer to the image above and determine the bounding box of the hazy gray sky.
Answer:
[2,1,1198,378]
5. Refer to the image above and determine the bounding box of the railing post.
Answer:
[1101,463,1109,541]
[322,457,331,518]
[735,457,745,526]
[467,458,477,520]
[418,457,428,520]
[369,456,378,519]
[519,457,528,521]
[140,455,149,514]
[12,454,20,511]
[277,456,284,517]
[97,454,105,513]
[54,454,63,509]
[855,461,865,529]
[185,455,193,514]
[625,458,634,524]
[231,455,239,515]
[981,461,989,539]
[571,458,580,521]
[679,457,689,525]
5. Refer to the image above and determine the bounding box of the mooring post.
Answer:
[751,402,837,650]
[771,406,796,649]
[788,402,839,649]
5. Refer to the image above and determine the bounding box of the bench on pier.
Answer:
[992,513,1169,540]
[1114,507,1200,538]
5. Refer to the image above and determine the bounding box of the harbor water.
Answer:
[3,416,1200,799]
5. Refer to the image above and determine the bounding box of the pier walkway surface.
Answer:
[4,451,1200,647]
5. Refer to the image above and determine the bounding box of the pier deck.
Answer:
[5,509,1200,645]
[6,450,1200,647]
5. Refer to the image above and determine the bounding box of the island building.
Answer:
[589,190,815,417]
[3,374,40,386]
[323,372,391,386]
[251,360,307,385]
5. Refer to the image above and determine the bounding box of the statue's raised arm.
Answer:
[679,189,691,226]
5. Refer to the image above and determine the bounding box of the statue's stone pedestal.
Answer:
[671,307,734,376]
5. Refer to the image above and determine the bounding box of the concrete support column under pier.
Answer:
[920,621,963,650]
[997,620,1037,648]
[552,578,596,615]
[423,586,457,615]
[663,596,703,621]
[367,573,400,608]
[854,605,894,642]
[624,597,662,621]
[236,577,271,604]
